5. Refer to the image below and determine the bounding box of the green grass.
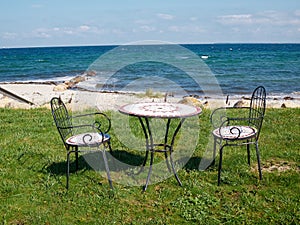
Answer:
[0,107,299,224]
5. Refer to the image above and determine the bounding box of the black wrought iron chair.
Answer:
[50,97,113,189]
[210,86,266,185]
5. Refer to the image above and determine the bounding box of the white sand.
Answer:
[0,83,299,110]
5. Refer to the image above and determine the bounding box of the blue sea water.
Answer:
[0,44,299,97]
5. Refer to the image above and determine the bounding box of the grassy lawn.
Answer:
[0,107,299,224]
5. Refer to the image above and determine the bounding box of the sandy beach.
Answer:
[0,82,299,111]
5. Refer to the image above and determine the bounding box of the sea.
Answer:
[0,43,299,98]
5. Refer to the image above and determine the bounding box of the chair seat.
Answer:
[213,125,257,140]
[66,133,110,147]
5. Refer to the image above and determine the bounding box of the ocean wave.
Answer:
[0,75,77,84]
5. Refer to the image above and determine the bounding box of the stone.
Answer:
[178,97,203,108]
[53,83,68,92]
[71,75,85,83]
[86,70,97,76]
[233,100,245,108]
[64,76,86,88]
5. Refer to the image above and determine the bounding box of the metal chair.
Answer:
[50,97,113,189]
[210,86,266,185]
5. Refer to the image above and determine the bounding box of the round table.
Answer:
[119,102,202,191]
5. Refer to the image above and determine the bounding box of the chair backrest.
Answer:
[248,86,266,138]
[50,97,73,148]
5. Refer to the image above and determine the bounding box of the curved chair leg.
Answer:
[255,142,262,180]
[218,145,224,185]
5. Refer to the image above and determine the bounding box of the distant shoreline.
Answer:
[1,80,299,99]
[2,42,300,50]
[0,82,299,110]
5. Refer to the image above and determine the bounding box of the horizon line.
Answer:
[2,41,300,49]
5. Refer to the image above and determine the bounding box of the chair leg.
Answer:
[107,140,113,154]
[212,137,217,166]
[101,149,113,189]
[218,145,224,186]
[66,152,71,189]
[247,142,251,165]
[255,142,263,180]
[75,147,79,171]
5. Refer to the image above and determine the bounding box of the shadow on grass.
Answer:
[46,150,145,175]
[183,156,202,171]
[46,156,90,175]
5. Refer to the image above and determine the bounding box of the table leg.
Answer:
[144,150,154,191]
[139,117,185,191]
[168,118,185,186]
[127,117,147,176]
[142,117,154,191]
[164,119,172,172]
[138,117,149,169]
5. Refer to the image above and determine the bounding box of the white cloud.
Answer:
[79,25,90,31]
[63,29,74,35]
[157,13,174,20]
[1,32,18,39]
[28,25,106,39]
[295,10,300,17]
[212,10,300,43]
[168,26,180,32]
[189,17,198,21]
[168,25,205,33]
[33,28,52,37]
[135,19,154,25]
[259,11,300,26]
[218,14,253,25]
[139,25,156,32]
[290,19,300,25]
[31,28,52,38]
[218,11,300,27]
[112,29,124,35]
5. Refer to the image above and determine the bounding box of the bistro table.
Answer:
[119,102,202,191]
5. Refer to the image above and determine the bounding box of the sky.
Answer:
[0,0,300,47]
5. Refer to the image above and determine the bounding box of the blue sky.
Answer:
[1,0,300,47]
